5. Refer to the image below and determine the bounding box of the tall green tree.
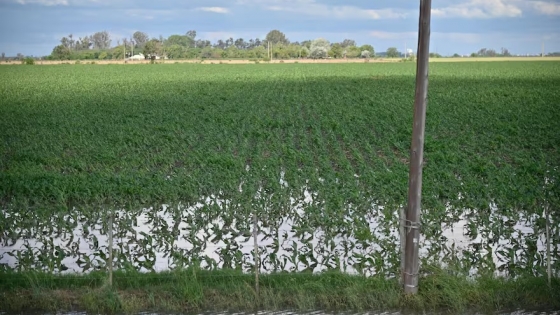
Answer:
[329,43,344,58]
[265,30,289,45]
[360,44,374,56]
[91,31,111,49]
[341,39,356,48]
[51,45,71,60]
[186,30,197,40]
[133,31,149,48]
[165,35,192,47]
[386,47,400,58]
[309,38,330,59]
[166,44,184,59]
[143,39,162,57]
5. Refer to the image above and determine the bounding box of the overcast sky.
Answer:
[0,0,559,56]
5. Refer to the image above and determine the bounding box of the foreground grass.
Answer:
[1,266,559,314]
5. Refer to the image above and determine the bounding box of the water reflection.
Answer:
[1,180,558,277]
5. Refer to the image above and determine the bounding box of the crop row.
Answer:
[0,62,558,276]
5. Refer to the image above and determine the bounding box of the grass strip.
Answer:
[1,266,558,314]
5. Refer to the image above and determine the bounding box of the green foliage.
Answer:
[143,39,162,57]
[329,43,344,58]
[265,29,289,45]
[360,44,374,56]
[0,267,558,313]
[386,47,400,58]
[51,45,71,60]
[22,58,35,65]
[0,62,559,282]
[310,38,330,59]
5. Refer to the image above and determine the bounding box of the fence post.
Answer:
[108,209,113,287]
[399,207,406,286]
[253,211,259,297]
[546,204,551,287]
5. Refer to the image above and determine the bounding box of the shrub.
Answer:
[22,58,35,65]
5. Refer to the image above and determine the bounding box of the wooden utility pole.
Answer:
[403,0,432,295]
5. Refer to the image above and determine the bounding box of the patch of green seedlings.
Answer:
[0,61,559,313]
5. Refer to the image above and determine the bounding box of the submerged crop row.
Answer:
[0,62,559,278]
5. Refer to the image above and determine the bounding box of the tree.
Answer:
[386,47,399,58]
[98,51,108,60]
[225,46,240,58]
[309,38,330,59]
[300,46,309,58]
[360,44,374,56]
[235,38,246,49]
[143,39,162,57]
[341,39,356,48]
[501,47,511,57]
[196,39,211,48]
[329,43,344,58]
[226,37,234,48]
[133,31,149,48]
[252,46,267,58]
[215,40,226,49]
[166,44,184,59]
[201,46,213,58]
[166,34,192,47]
[74,36,92,50]
[361,50,371,58]
[453,53,461,57]
[111,45,125,59]
[60,37,70,49]
[345,46,361,58]
[476,48,497,57]
[186,30,197,40]
[51,45,71,60]
[1,52,4,61]
[91,31,111,49]
[265,30,289,45]
[68,34,74,50]
[301,40,312,49]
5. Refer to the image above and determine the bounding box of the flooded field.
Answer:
[1,180,558,277]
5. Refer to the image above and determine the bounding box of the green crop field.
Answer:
[0,62,559,280]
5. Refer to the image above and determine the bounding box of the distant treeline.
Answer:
[1,29,557,61]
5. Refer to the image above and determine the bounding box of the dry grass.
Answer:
[2,56,559,66]
[429,56,560,62]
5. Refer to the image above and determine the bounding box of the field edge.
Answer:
[1,266,559,314]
